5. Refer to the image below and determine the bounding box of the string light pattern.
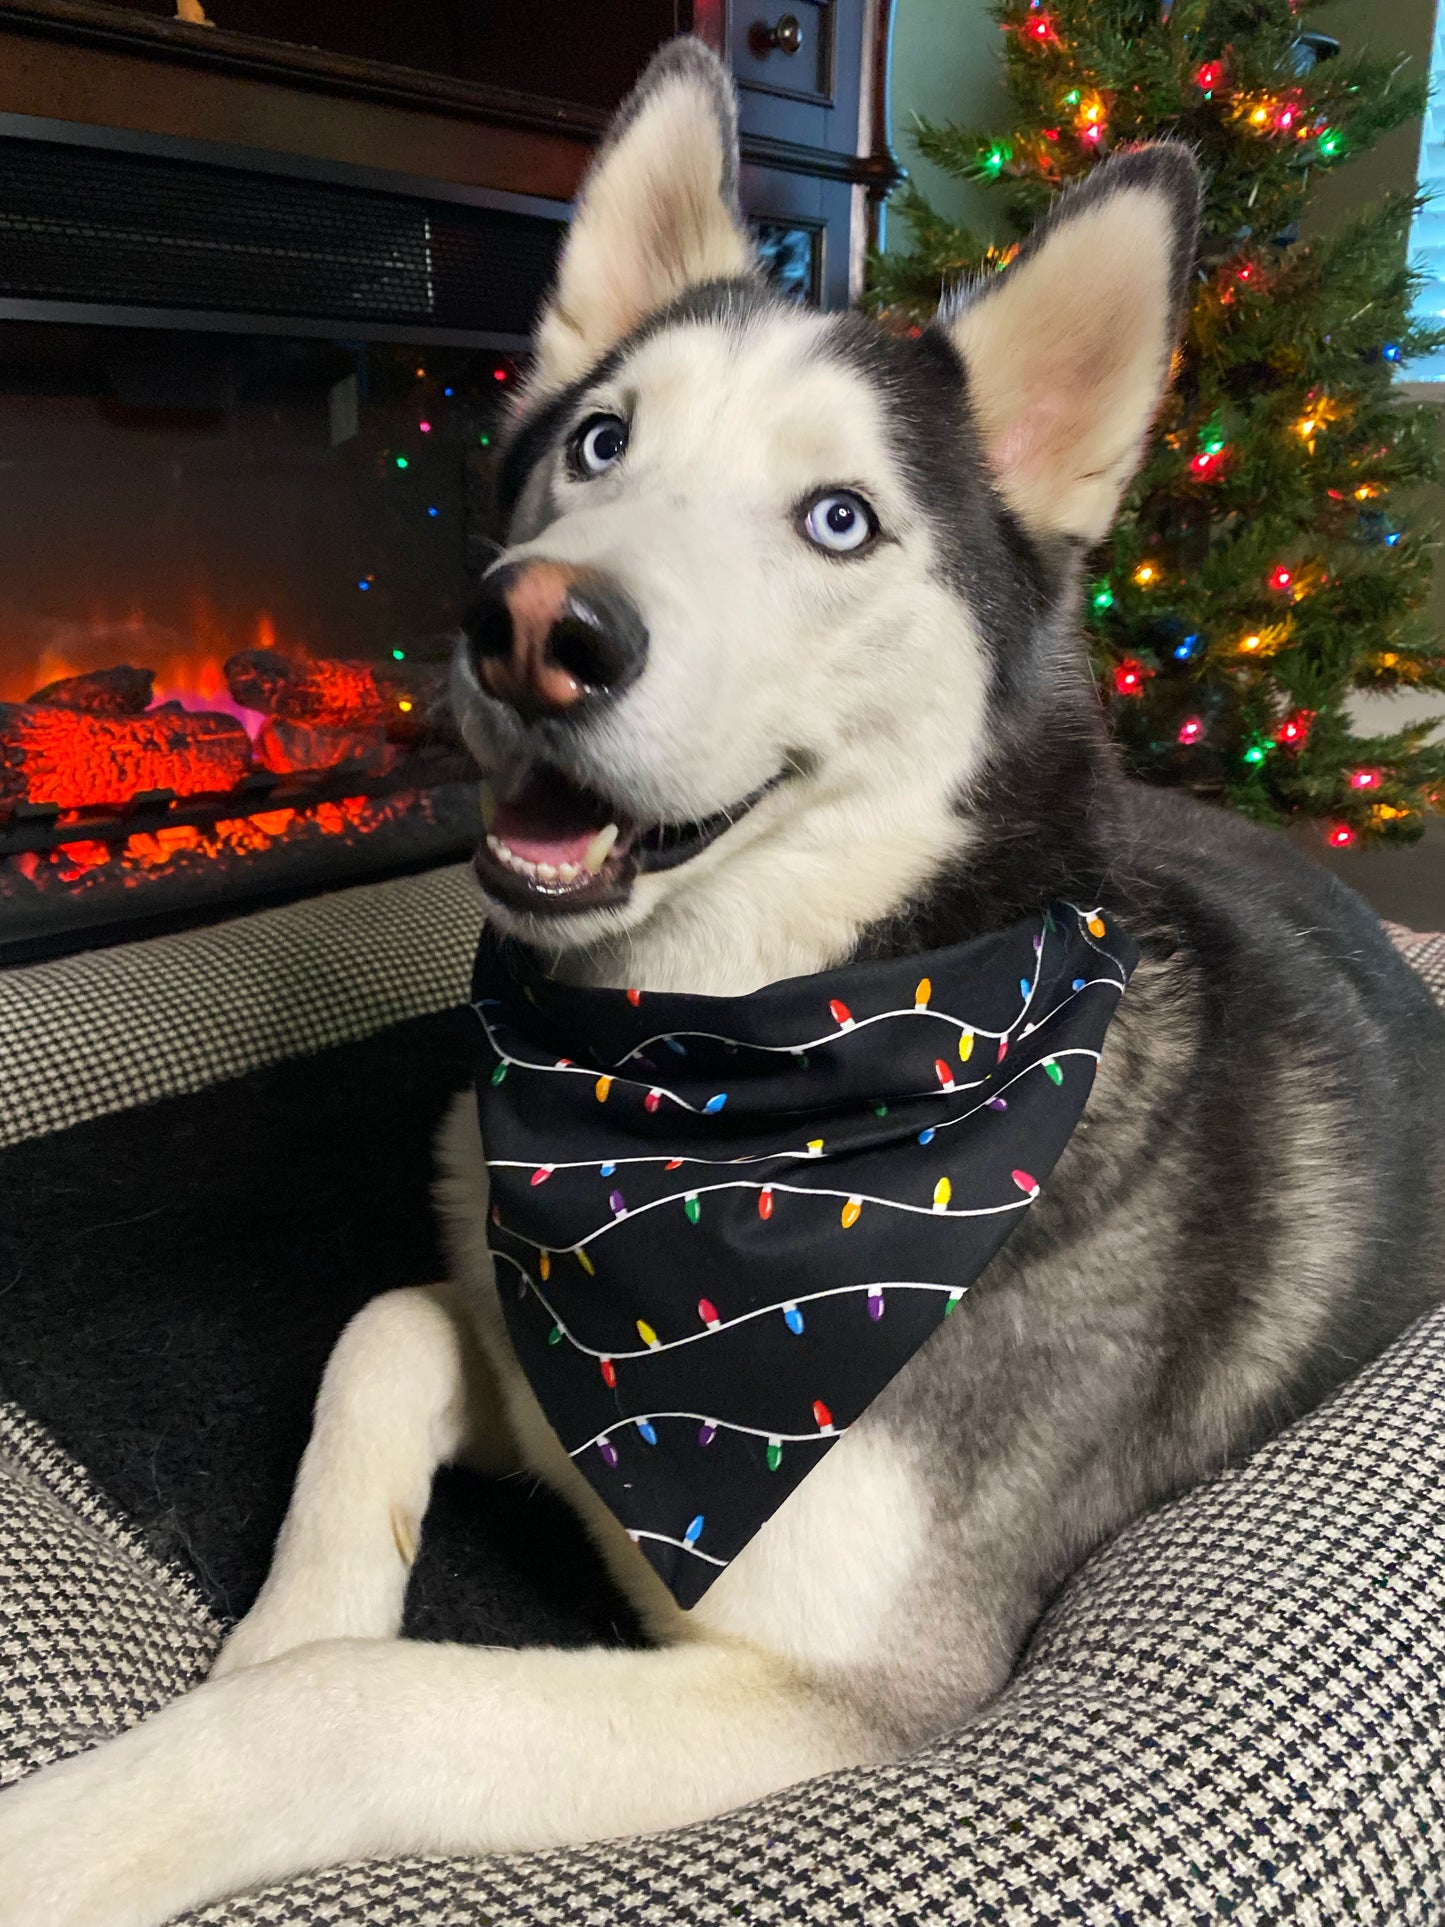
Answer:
[472,904,1137,1606]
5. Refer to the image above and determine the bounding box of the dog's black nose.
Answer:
[464,562,648,723]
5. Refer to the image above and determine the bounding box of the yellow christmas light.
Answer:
[1236,622,1292,659]
[1133,562,1159,587]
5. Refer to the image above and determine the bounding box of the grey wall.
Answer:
[885,0,1008,245]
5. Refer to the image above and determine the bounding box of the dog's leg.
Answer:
[213,1283,511,1675]
[0,1634,881,1927]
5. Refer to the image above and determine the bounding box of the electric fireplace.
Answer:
[0,118,567,961]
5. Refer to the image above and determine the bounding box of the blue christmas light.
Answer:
[1385,531,1401,546]
[1174,632,1202,661]
[427,506,439,517]
[444,386,455,396]
[1382,343,1402,362]
[357,578,372,591]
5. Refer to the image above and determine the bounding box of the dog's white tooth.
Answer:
[486,833,504,856]
[537,862,558,882]
[583,823,620,874]
[478,784,497,830]
[557,862,580,883]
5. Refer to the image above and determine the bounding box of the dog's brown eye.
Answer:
[801,491,876,556]
[572,414,629,478]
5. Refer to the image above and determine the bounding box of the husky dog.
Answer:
[2,37,1441,1927]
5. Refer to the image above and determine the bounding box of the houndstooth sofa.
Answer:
[2,870,1443,1926]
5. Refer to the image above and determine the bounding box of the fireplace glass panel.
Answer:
[0,322,512,960]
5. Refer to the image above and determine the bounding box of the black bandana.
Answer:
[473,904,1137,1609]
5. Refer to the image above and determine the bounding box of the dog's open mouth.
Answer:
[474,765,784,916]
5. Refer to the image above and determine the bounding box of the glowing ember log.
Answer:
[224,651,431,742]
[0,701,251,812]
[254,719,394,777]
[29,666,155,714]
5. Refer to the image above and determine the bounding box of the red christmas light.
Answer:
[1350,769,1381,790]
[1268,565,1294,593]
[1274,709,1314,749]
[1195,59,1225,90]
[1113,658,1147,696]
[1023,13,1055,42]
[1328,825,1354,848]
[1177,718,1203,745]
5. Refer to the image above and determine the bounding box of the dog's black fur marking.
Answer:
[491,137,1444,1603]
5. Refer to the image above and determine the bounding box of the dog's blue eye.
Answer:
[573,414,628,478]
[802,491,876,556]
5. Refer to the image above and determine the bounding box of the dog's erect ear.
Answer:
[529,39,756,400]
[942,146,1201,545]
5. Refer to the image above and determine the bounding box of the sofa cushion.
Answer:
[0,879,1440,1923]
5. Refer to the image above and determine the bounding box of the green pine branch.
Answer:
[869,0,1445,843]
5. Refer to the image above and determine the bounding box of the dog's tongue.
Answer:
[492,768,620,869]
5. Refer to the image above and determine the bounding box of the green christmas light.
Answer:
[980,140,1013,178]
[395,456,409,469]
[1317,128,1345,159]
[391,648,406,661]
[1243,743,1269,767]
[1092,584,1115,611]
[1063,88,1081,106]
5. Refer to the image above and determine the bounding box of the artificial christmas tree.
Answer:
[872,0,1445,846]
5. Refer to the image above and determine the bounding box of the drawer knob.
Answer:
[750,12,804,56]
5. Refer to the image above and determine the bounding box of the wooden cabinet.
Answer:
[0,0,898,306]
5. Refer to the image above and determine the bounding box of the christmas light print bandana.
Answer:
[473,904,1138,1609]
